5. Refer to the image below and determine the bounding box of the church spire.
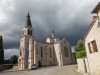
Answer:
[27,12,30,17]
[25,12,32,27]
[51,30,55,38]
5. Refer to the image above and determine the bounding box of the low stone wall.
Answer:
[0,64,13,72]
[77,58,89,73]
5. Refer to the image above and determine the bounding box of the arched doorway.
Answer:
[38,61,42,67]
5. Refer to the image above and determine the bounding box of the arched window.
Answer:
[28,30,32,35]
[64,47,69,57]
[41,47,43,57]
[50,48,52,57]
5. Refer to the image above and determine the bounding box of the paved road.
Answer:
[0,65,80,75]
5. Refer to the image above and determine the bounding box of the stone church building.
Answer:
[18,13,73,70]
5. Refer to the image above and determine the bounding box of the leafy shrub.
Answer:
[0,64,13,71]
[75,39,87,58]
[76,50,86,58]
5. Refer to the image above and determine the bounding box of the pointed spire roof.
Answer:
[27,12,30,17]
[0,35,2,39]
[25,12,32,27]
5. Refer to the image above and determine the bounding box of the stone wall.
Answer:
[77,58,89,73]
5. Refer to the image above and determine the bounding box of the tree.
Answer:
[10,55,18,65]
[0,36,4,64]
[75,40,85,51]
[75,39,86,58]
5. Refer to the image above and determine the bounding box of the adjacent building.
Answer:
[84,2,100,73]
[77,2,100,74]
[18,13,73,70]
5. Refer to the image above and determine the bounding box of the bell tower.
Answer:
[18,12,33,70]
[23,12,33,36]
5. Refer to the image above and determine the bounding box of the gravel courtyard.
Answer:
[0,65,80,75]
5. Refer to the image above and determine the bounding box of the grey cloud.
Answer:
[0,0,99,50]
[4,49,19,59]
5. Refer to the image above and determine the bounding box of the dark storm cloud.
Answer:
[0,0,99,51]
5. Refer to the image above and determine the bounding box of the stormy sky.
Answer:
[0,0,99,59]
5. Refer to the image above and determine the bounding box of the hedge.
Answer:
[0,64,13,72]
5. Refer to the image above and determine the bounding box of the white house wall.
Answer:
[85,14,100,73]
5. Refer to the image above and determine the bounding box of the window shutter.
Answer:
[88,43,92,53]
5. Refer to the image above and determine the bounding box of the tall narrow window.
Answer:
[41,47,43,57]
[50,48,51,57]
[64,47,68,57]
[28,30,32,35]
[28,30,30,35]
[30,30,32,35]
[20,51,22,56]
[91,40,98,52]
[88,43,92,53]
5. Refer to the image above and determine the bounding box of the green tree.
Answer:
[75,40,85,51]
[10,55,18,65]
[0,36,4,64]
[75,39,86,58]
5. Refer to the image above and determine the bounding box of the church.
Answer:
[18,13,73,70]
